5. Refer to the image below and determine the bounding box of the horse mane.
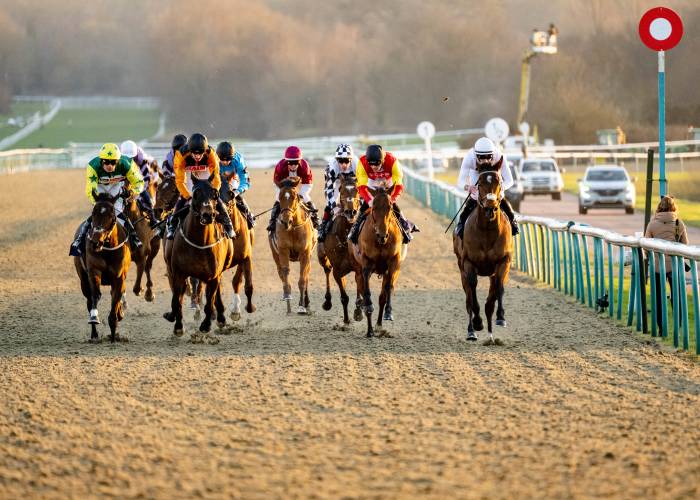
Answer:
[340,172,357,183]
[94,192,115,204]
[279,179,299,189]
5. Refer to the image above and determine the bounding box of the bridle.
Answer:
[179,186,225,249]
[475,170,502,209]
[278,190,310,229]
[89,204,127,252]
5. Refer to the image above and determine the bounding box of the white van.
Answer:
[519,157,565,200]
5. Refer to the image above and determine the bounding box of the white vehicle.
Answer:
[519,157,564,200]
[578,165,636,215]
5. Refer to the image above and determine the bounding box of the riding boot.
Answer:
[166,197,188,240]
[267,201,280,233]
[139,192,159,228]
[318,206,333,242]
[392,205,415,244]
[119,214,143,249]
[235,196,256,229]
[499,197,520,235]
[349,205,369,244]
[305,200,320,229]
[216,197,236,239]
[455,197,478,238]
[69,217,91,257]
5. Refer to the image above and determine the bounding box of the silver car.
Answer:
[578,165,636,215]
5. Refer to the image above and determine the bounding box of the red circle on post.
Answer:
[639,7,683,51]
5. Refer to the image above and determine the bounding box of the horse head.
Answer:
[191,178,219,226]
[154,175,179,217]
[339,173,359,222]
[278,177,302,230]
[368,186,393,245]
[89,190,118,251]
[476,170,502,221]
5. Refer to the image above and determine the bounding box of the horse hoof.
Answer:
[246,304,256,314]
[133,287,142,297]
[189,302,198,310]
[117,334,129,343]
[366,331,374,338]
[205,334,220,345]
[466,331,478,341]
[472,317,484,331]
[217,321,226,329]
[193,310,201,321]
[354,309,364,322]
[144,289,154,302]
[121,298,128,311]
[322,301,332,311]
[174,328,184,337]
[163,312,175,323]
[88,318,100,325]
[297,306,307,315]
[282,294,292,301]
[88,336,102,344]
[117,310,125,322]
[230,311,241,322]
[483,337,495,346]
[496,319,507,327]
[383,312,394,322]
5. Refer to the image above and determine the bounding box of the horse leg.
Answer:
[132,256,144,296]
[382,261,400,324]
[362,266,374,337]
[144,237,159,302]
[297,253,311,314]
[322,257,333,311]
[230,265,243,321]
[469,270,483,332]
[108,277,126,343]
[277,252,292,314]
[243,256,255,314]
[215,282,226,329]
[336,272,350,324]
[495,258,511,327]
[192,278,204,321]
[353,269,364,322]
[87,271,102,341]
[486,275,499,336]
[166,274,187,336]
[199,278,218,333]
[462,264,480,340]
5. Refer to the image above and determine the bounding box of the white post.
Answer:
[425,136,434,181]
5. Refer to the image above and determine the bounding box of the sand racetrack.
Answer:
[0,169,699,499]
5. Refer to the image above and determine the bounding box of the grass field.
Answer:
[0,102,50,141]
[12,108,161,149]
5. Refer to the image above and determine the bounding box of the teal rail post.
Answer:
[553,231,560,290]
[607,241,614,318]
[649,252,658,337]
[670,255,679,347]
[572,233,583,302]
[525,224,534,277]
[567,232,575,296]
[635,249,643,332]
[627,251,637,327]
[544,227,551,285]
[562,231,569,294]
[678,257,689,351]
[581,235,592,306]
[617,246,624,321]
[691,260,700,355]
[658,253,669,338]
[533,224,541,281]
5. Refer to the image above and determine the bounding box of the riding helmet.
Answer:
[119,140,138,158]
[187,133,208,154]
[474,137,495,155]
[171,134,187,151]
[216,141,235,161]
[284,145,302,161]
[335,143,353,159]
[99,143,121,161]
[365,144,384,164]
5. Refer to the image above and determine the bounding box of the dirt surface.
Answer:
[1,169,699,499]
[521,191,700,241]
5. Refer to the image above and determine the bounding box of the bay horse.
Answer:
[269,177,317,314]
[163,177,234,342]
[318,173,363,324]
[453,168,513,342]
[73,192,131,342]
[125,197,160,302]
[349,187,404,337]
[156,176,204,317]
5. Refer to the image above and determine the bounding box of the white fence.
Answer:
[13,95,160,109]
[0,100,62,151]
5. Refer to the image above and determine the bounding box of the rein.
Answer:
[278,202,310,229]
[92,224,127,252]
[178,225,225,250]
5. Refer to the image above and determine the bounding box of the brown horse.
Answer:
[73,192,131,342]
[125,198,160,302]
[269,177,317,314]
[163,178,234,342]
[155,176,204,316]
[453,169,513,342]
[350,188,404,337]
[318,173,363,324]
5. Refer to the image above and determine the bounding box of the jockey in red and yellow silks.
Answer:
[348,144,418,244]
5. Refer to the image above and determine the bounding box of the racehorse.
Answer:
[125,197,160,302]
[318,173,363,324]
[155,176,204,316]
[269,177,317,314]
[163,178,234,342]
[453,168,513,342]
[73,192,131,342]
[350,187,404,337]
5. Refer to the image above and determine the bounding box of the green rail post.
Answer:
[671,255,680,347]
[678,257,689,351]
[690,260,700,355]
[617,246,624,320]
[545,227,551,286]
[607,241,614,318]
[581,235,593,306]
[658,252,669,338]
[567,231,575,296]
[533,225,541,281]
[635,248,644,333]
[552,231,559,289]
[627,251,637,327]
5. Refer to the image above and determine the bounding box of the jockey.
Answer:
[318,143,358,242]
[165,133,235,239]
[161,134,187,177]
[267,146,319,232]
[120,140,159,227]
[348,144,418,245]
[69,143,145,256]
[455,137,518,237]
[216,141,255,229]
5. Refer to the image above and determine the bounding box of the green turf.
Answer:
[0,101,50,141]
[12,108,161,149]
